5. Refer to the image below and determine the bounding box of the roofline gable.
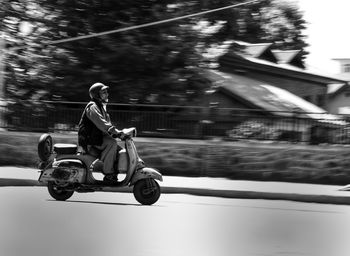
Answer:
[244,43,273,58]
[218,53,347,85]
[272,50,300,63]
[231,41,278,63]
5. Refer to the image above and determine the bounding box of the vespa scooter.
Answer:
[37,127,162,205]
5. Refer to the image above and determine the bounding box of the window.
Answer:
[303,95,311,102]
[345,88,350,97]
[316,95,325,107]
[343,64,350,73]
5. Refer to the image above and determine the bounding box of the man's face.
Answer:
[99,89,109,103]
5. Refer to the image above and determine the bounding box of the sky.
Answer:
[296,0,350,75]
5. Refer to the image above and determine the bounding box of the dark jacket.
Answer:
[78,100,115,149]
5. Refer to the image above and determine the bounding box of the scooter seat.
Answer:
[54,143,78,155]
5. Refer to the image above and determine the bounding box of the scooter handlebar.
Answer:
[111,127,136,140]
[119,133,131,140]
[111,131,132,140]
[122,127,137,137]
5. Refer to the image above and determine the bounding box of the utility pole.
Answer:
[0,32,5,100]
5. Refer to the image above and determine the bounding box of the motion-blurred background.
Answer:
[1,1,350,183]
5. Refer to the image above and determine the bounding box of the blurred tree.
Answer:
[0,0,77,103]
[198,0,308,60]
[0,0,307,105]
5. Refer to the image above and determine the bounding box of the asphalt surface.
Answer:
[1,166,350,205]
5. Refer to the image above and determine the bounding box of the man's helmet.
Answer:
[89,82,109,100]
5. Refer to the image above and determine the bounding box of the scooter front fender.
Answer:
[130,167,163,185]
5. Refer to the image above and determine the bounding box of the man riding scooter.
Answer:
[78,82,122,184]
[38,82,162,204]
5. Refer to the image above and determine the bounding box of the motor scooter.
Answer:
[37,127,162,205]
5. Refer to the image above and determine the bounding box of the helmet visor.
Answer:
[101,85,109,91]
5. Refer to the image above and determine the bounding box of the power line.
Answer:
[9,0,259,50]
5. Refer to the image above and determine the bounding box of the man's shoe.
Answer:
[103,173,119,184]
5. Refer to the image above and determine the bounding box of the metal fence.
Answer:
[1,100,350,144]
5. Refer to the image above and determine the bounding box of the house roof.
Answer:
[214,41,347,85]
[204,69,346,125]
[261,84,346,125]
[219,52,347,85]
[205,69,292,114]
[328,83,350,99]
[204,40,348,96]
[328,83,346,95]
[234,41,301,67]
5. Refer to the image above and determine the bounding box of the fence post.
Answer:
[199,143,208,176]
[196,108,206,139]
[209,102,218,137]
[0,32,5,100]
[129,98,138,129]
[292,108,299,142]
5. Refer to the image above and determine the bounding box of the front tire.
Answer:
[47,181,74,201]
[133,179,161,205]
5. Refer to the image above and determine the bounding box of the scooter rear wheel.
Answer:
[47,181,74,201]
[38,133,53,162]
[133,179,160,205]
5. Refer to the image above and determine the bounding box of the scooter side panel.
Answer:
[118,149,128,173]
[130,167,163,185]
[39,159,86,183]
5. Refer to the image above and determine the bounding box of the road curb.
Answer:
[2,178,350,206]
[80,184,350,206]
[161,187,350,206]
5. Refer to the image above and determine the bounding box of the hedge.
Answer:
[1,131,350,185]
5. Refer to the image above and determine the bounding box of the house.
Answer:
[216,41,348,109]
[189,41,348,142]
[327,58,350,115]
[198,69,345,142]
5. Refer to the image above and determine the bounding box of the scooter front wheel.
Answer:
[47,181,74,201]
[133,178,161,205]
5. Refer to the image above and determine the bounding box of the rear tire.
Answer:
[133,179,161,205]
[47,181,74,201]
[38,134,53,161]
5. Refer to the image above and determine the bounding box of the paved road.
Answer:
[1,186,350,256]
[3,166,350,205]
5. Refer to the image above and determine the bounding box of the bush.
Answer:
[227,120,280,140]
[2,131,350,185]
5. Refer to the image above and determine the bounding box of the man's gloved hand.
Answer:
[119,132,130,140]
[109,127,131,140]
[109,127,122,139]
[113,131,123,139]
